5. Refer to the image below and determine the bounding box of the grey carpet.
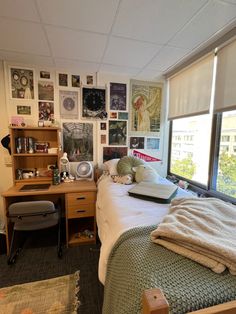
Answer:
[0,228,104,314]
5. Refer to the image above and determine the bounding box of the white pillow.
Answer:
[103,158,120,175]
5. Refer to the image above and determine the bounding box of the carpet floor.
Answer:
[0,228,104,314]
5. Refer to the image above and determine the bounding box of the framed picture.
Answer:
[130,80,162,133]
[101,134,106,144]
[146,137,160,150]
[38,102,54,121]
[100,122,106,131]
[82,87,106,119]
[103,147,127,162]
[63,122,93,161]
[129,137,145,149]
[110,112,117,119]
[71,75,80,87]
[118,112,128,120]
[38,81,54,101]
[10,67,34,99]
[17,105,31,115]
[109,120,127,145]
[58,73,68,86]
[40,71,50,79]
[86,75,94,85]
[60,90,78,119]
[110,82,126,111]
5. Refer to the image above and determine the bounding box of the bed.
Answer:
[96,171,236,314]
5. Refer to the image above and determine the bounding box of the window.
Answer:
[170,114,212,185]
[221,135,230,142]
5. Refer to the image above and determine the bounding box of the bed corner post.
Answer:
[142,288,169,314]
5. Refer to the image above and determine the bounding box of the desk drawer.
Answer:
[67,192,96,205]
[67,204,94,219]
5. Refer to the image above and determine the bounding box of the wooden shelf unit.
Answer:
[9,126,61,185]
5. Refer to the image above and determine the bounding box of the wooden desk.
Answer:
[1,181,97,255]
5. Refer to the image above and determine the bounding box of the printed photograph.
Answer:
[38,81,54,101]
[100,122,106,131]
[130,80,162,133]
[38,102,54,121]
[82,87,106,119]
[10,68,34,99]
[59,73,68,86]
[63,122,93,161]
[86,75,93,85]
[72,75,80,87]
[129,137,145,149]
[60,90,78,119]
[146,137,160,150]
[103,147,128,162]
[17,105,31,115]
[109,120,127,145]
[118,112,128,120]
[110,82,126,111]
[110,112,117,119]
[101,134,106,144]
[40,71,50,79]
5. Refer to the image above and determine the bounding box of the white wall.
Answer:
[0,61,168,222]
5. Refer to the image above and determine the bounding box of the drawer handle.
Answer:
[76,210,86,213]
[77,197,85,200]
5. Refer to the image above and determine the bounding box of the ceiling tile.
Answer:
[169,0,236,49]
[112,0,208,44]
[147,46,190,71]
[45,26,107,62]
[54,58,100,72]
[0,18,50,56]
[0,0,40,22]
[37,0,119,33]
[99,63,140,76]
[0,50,54,67]
[134,68,164,81]
[103,37,161,68]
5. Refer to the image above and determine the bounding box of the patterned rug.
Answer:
[0,271,79,314]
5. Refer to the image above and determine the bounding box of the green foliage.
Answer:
[217,152,236,197]
[171,156,196,180]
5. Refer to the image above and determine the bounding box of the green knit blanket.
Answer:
[103,226,236,314]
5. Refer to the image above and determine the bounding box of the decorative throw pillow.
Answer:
[117,156,144,178]
[133,164,161,183]
[111,174,133,185]
[103,158,120,176]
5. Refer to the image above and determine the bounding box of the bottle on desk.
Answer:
[52,162,60,185]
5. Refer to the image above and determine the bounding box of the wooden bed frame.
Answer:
[142,288,236,314]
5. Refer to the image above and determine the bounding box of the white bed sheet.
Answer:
[96,175,190,284]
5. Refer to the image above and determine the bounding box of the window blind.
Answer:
[214,39,236,112]
[168,54,214,120]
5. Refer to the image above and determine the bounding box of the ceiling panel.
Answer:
[45,26,107,62]
[169,0,236,49]
[37,0,119,33]
[54,58,100,72]
[103,37,162,68]
[0,18,50,56]
[112,0,208,44]
[0,0,40,22]
[99,63,140,76]
[134,68,163,81]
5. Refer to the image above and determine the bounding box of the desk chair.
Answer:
[7,200,62,264]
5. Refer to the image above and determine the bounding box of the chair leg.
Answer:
[7,230,27,265]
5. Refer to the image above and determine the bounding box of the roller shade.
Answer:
[215,39,236,112]
[168,54,214,120]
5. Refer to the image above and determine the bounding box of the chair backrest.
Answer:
[8,201,55,217]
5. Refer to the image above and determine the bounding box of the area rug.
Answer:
[0,271,79,314]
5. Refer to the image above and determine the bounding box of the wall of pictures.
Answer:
[2,61,169,181]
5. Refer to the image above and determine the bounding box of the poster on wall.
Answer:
[109,120,127,145]
[38,102,54,121]
[38,81,54,101]
[17,105,31,115]
[60,90,78,119]
[63,122,93,161]
[129,137,144,149]
[130,80,162,133]
[10,67,34,99]
[82,87,106,119]
[110,82,126,111]
[103,147,127,162]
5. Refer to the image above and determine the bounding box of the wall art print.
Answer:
[10,67,34,99]
[71,75,80,87]
[110,82,126,111]
[60,90,78,119]
[130,80,162,133]
[58,73,68,86]
[109,120,127,146]
[103,146,128,162]
[40,71,50,79]
[82,87,106,119]
[63,122,93,162]
[38,81,54,101]
[129,136,145,149]
[146,137,160,150]
[118,112,128,120]
[38,102,54,121]
[17,105,31,115]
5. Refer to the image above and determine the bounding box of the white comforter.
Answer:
[96,175,190,284]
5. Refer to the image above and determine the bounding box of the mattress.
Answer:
[96,175,190,284]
